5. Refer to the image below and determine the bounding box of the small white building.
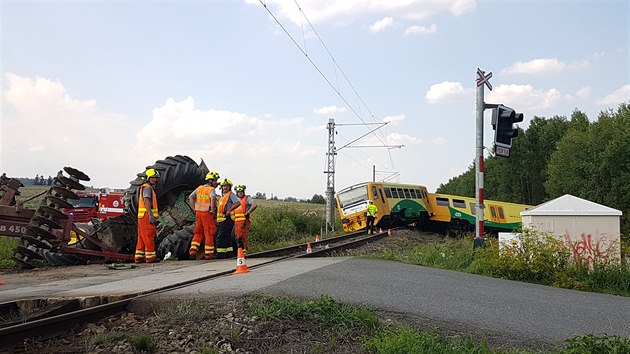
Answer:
[520,194,622,265]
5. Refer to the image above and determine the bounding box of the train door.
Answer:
[487,203,506,224]
[370,184,386,225]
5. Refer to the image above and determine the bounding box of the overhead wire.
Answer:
[258,0,397,177]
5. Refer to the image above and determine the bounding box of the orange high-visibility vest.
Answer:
[216,192,232,222]
[194,185,214,211]
[138,183,158,218]
[233,196,248,222]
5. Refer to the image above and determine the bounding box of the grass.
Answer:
[127,333,158,353]
[0,237,19,268]
[250,294,379,330]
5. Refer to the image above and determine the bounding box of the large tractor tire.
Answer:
[123,155,207,256]
[123,155,208,217]
[157,223,195,260]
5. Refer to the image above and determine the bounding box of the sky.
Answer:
[1,0,629,199]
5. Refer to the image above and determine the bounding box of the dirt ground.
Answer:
[4,230,551,353]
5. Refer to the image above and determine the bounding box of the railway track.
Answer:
[0,229,389,350]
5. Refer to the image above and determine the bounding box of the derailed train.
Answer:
[335,182,531,235]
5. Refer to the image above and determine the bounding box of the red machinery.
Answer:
[0,168,134,268]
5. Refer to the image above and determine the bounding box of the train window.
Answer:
[412,189,420,199]
[397,188,404,198]
[498,207,505,219]
[436,197,449,206]
[384,188,392,198]
[390,188,398,198]
[403,189,411,198]
[452,199,466,209]
[371,186,378,201]
[337,186,368,209]
[379,189,385,203]
[490,206,497,218]
[469,202,476,214]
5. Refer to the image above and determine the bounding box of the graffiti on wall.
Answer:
[564,232,618,267]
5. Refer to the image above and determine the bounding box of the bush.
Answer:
[470,230,569,285]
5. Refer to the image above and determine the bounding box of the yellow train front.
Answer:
[335,182,433,233]
[336,182,531,235]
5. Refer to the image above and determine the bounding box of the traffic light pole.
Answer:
[474,68,492,247]
[474,83,485,245]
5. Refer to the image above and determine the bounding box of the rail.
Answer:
[0,228,392,349]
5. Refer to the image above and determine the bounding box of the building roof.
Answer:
[520,194,622,216]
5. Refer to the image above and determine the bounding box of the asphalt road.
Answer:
[142,257,629,349]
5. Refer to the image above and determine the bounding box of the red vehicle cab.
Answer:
[63,193,99,222]
[62,191,125,222]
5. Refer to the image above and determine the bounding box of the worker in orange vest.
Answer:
[214,178,241,259]
[233,184,257,253]
[188,171,220,260]
[135,168,159,263]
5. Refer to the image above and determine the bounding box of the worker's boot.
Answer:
[203,253,214,260]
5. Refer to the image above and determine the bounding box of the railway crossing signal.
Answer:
[491,104,523,157]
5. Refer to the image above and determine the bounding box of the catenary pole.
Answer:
[325,118,336,234]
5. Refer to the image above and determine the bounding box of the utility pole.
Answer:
[324,118,336,234]
[323,120,401,235]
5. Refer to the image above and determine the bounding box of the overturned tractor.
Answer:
[1,155,205,268]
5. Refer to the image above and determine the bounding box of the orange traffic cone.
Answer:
[306,243,312,254]
[388,229,392,236]
[233,247,250,274]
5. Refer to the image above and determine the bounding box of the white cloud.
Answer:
[486,84,562,110]
[314,105,346,114]
[383,114,405,125]
[386,132,417,146]
[370,17,394,33]
[449,0,476,16]
[2,73,132,187]
[425,81,473,103]
[595,84,630,105]
[502,58,567,75]
[575,86,591,99]
[502,58,590,75]
[136,97,263,148]
[592,51,605,61]
[404,24,437,36]
[246,0,475,26]
[1,74,324,197]
[3,73,96,115]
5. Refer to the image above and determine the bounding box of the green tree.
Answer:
[546,104,630,234]
[309,194,326,204]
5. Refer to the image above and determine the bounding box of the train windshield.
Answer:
[337,185,368,209]
[69,196,98,208]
